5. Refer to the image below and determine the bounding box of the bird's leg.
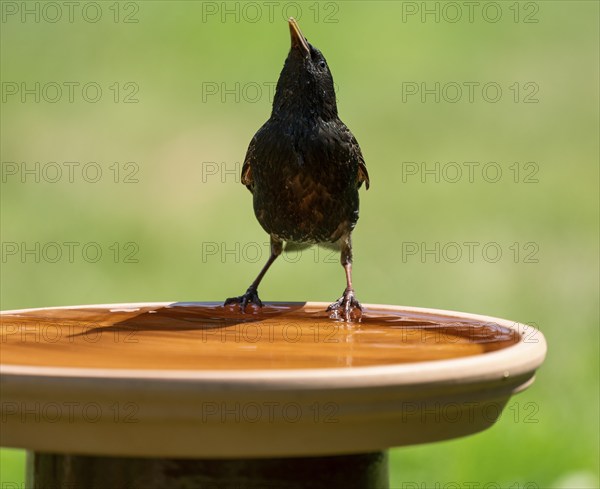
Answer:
[224,237,282,312]
[327,235,363,321]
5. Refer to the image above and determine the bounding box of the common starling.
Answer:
[225,18,369,320]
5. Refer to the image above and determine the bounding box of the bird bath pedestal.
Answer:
[0,302,546,488]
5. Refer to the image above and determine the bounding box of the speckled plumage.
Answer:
[244,117,368,245]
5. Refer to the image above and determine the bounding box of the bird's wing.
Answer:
[349,132,370,190]
[358,156,370,190]
[241,137,255,191]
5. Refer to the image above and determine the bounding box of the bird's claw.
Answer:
[327,288,363,321]
[224,287,263,312]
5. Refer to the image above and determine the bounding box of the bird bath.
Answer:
[0,302,546,488]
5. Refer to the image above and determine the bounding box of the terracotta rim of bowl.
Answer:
[0,302,547,389]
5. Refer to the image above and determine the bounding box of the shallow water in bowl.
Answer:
[0,303,519,370]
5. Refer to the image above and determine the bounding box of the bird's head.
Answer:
[272,18,338,121]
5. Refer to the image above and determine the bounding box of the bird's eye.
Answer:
[318,61,327,70]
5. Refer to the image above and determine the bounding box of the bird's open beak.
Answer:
[288,17,310,57]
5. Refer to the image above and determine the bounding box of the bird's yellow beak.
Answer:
[288,17,310,56]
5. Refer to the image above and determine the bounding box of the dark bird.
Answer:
[225,18,370,320]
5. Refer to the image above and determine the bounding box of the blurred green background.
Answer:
[1,1,598,487]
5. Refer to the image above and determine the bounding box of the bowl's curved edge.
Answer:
[0,302,546,457]
[0,301,547,388]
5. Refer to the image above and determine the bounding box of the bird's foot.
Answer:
[327,287,363,321]
[224,287,263,312]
